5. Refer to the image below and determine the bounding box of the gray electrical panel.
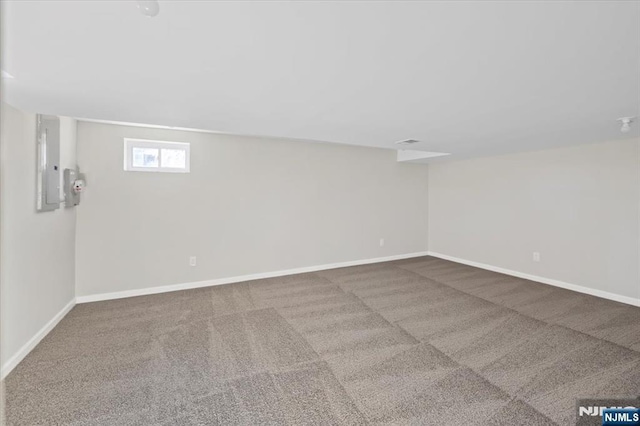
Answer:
[36,115,61,212]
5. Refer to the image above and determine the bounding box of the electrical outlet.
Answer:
[532,252,540,262]
[379,238,385,247]
[189,256,197,267]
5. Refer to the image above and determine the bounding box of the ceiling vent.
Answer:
[395,139,421,146]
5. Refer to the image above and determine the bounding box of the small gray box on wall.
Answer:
[36,114,61,212]
[63,167,85,207]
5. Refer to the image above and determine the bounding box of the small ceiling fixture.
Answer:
[137,1,160,17]
[617,117,635,133]
[395,139,421,146]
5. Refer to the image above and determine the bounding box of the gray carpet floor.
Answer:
[5,256,640,425]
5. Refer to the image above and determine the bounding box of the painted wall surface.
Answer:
[75,122,429,297]
[428,138,640,300]
[0,103,77,370]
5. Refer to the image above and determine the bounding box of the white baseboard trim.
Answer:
[1,298,76,379]
[76,251,431,304]
[427,251,640,308]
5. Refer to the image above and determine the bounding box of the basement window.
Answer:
[124,138,190,173]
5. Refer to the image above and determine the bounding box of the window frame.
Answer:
[123,138,190,173]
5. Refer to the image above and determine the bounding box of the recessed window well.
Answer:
[124,138,190,173]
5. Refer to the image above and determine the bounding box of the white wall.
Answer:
[428,138,640,301]
[0,103,77,374]
[75,122,429,298]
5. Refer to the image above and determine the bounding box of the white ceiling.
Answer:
[2,1,639,160]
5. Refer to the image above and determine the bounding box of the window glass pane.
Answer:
[132,147,159,168]
[161,148,186,168]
